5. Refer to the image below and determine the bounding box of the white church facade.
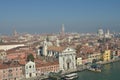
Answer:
[25,61,36,78]
[59,47,76,71]
[37,39,77,72]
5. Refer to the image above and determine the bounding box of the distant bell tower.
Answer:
[106,29,110,36]
[61,24,65,35]
[13,27,18,37]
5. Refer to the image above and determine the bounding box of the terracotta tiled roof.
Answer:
[0,61,22,69]
[36,61,59,68]
[0,64,8,69]
[19,60,26,65]
[48,46,66,52]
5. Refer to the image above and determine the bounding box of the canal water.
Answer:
[77,61,120,80]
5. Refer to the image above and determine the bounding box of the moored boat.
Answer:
[62,73,78,80]
[88,67,101,72]
[87,63,102,72]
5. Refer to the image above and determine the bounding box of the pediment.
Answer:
[25,61,35,66]
[62,47,76,53]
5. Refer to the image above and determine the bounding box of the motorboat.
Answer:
[63,73,78,80]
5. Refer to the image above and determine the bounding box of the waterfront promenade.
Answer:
[21,75,48,80]
[21,58,120,80]
[97,58,120,65]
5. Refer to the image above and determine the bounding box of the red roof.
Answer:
[36,60,59,68]
[48,46,66,52]
[0,61,22,69]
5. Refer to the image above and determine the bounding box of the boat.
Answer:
[87,63,102,72]
[62,73,78,80]
[88,67,101,72]
[48,71,62,80]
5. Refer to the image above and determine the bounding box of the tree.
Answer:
[27,54,34,62]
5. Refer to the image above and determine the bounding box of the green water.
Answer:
[77,61,120,80]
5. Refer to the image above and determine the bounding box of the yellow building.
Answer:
[103,50,111,61]
[77,57,82,65]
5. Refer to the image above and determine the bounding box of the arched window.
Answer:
[29,65,31,68]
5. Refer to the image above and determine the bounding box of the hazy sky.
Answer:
[0,0,120,34]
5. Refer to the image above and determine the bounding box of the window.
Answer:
[14,78,16,80]
[8,69,12,72]
[68,49,69,51]
[3,70,5,73]
[29,65,31,68]
[20,68,22,70]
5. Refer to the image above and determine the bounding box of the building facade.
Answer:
[25,61,36,78]
[0,61,23,80]
[103,50,111,61]
[88,52,101,63]
[36,61,59,75]
[59,47,76,71]
[76,57,82,65]
[38,39,77,72]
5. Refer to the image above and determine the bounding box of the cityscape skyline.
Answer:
[0,0,120,34]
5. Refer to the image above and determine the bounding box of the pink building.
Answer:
[36,60,59,75]
[0,61,23,80]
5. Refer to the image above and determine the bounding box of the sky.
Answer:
[0,0,120,34]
